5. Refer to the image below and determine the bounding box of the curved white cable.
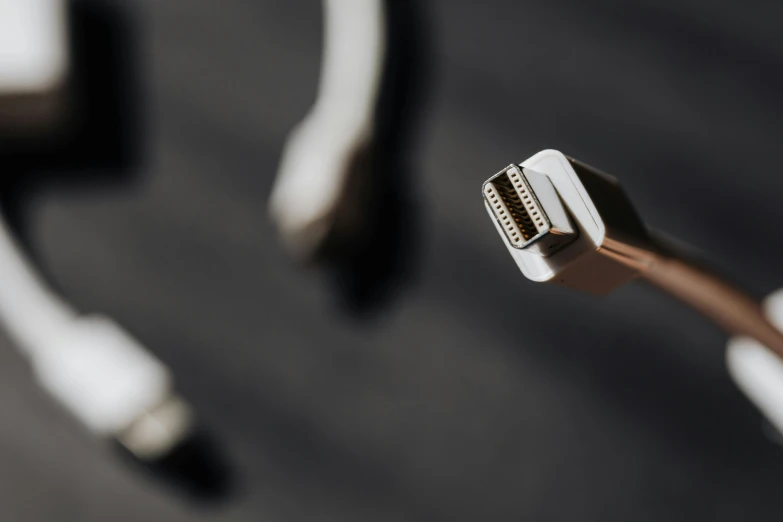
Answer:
[0,213,191,458]
[0,0,191,461]
[0,215,77,350]
[269,0,386,258]
[727,289,783,437]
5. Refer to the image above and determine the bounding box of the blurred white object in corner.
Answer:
[0,0,192,461]
[0,0,69,132]
[0,203,193,461]
[269,0,386,259]
[727,289,783,440]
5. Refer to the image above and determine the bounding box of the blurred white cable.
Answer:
[727,289,783,438]
[269,0,386,259]
[0,0,192,460]
[0,210,193,459]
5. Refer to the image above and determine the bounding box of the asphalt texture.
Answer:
[2,0,783,520]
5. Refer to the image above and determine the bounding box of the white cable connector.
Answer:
[483,151,783,437]
[0,0,69,132]
[32,315,194,460]
[0,213,192,458]
[32,315,172,434]
[269,0,386,259]
[727,290,783,438]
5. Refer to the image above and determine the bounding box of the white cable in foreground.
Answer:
[480,151,783,439]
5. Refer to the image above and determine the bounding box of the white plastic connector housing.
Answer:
[32,315,172,435]
[0,0,69,132]
[727,290,783,438]
[484,150,643,294]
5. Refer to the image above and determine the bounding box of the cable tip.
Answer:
[114,398,235,502]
